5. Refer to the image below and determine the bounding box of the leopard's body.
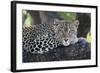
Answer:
[23,20,79,54]
[23,24,60,54]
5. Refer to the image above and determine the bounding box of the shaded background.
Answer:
[23,10,91,39]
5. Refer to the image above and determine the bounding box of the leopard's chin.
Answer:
[62,38,79,46]
[62,40,70,46]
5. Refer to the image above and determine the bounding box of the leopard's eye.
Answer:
[69,29,75,33]
[71,29,75,32]
[53,24,59,26]
[52,33,55,36]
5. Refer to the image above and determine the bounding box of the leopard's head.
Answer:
[52,19,79,46]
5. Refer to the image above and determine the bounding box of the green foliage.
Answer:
[22,10,32,28]
[59,12,76,23]
[85,32,91,43]
[24,13,32,28]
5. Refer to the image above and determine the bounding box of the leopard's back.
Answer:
[22,24,59,54]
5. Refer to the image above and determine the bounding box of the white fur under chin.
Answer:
[62,40,70,46]
[62,38,78,46]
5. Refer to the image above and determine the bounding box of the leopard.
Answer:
[53,19,79,46]
[22,19,79,54]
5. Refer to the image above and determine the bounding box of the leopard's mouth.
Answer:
[62,39,70,46]
[62,37,79,46]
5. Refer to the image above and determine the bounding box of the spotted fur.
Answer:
[23,20,79,54]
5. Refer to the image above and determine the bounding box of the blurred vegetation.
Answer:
[85,32,91,43]
[22,11,77,27]
[59,12,76,23]
[22,10,32,28]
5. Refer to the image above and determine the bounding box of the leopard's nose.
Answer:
[64,39,68,42]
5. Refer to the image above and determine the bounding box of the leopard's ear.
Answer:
[53,19,59,25]
[74,20,79,28]
[53,19,59,27]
